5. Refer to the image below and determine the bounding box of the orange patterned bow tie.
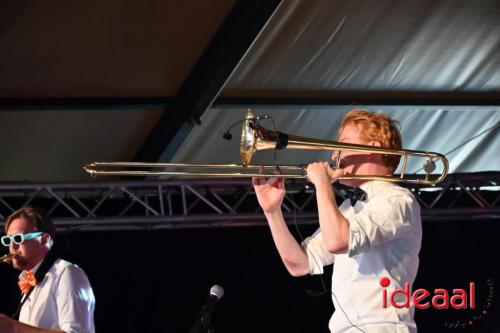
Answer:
[18,270,37,294]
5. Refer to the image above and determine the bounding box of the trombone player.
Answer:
[253,109,422,333]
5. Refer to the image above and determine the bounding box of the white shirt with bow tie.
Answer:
[19,258,95,333]
[302,180,422,333]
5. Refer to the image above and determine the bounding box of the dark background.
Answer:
[1,219,498,333]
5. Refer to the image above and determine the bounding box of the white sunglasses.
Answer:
[1,232,43,247]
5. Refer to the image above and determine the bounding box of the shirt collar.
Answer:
[358,180,397,201]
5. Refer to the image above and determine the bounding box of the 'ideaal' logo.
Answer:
[380,276,495,329]
[379,277,475,309]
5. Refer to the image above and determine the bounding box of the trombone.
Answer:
[0,253,15,264]
[84,109,449,185]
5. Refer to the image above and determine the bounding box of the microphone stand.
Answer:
[189,285,223,333]
[188,309,214,333]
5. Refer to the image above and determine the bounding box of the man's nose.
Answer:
[10,242,19,252]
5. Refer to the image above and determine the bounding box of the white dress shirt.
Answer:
[19,258,96,333]
[303,181,422,333]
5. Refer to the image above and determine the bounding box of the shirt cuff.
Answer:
[59,322,83,333]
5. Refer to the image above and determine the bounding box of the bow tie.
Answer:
[18,270,37,295]
[340,187,367,206]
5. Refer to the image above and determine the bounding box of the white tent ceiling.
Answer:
[0,0,498,181]
[172,106,499,175]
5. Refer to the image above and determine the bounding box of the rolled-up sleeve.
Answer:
[302,229,335,275]
[347,191,420,257]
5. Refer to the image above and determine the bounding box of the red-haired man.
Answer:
[253,109,421,333]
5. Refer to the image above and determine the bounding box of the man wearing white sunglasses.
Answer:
[0,207,95,333]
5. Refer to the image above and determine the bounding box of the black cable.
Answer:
[286,191,367,333]
[221,115,271,141]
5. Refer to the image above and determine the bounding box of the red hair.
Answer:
[339,109,402,173]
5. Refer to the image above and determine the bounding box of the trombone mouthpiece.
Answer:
[0,253,16,264]
[83,164,97,178]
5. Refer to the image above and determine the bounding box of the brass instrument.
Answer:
[0,253,15,264]
[84,109,449,185]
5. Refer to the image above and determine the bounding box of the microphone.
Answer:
[189,285,224,333]
[222,115,270,141]
[222,132,232,140]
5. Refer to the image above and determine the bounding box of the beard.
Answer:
[12,255,28,270]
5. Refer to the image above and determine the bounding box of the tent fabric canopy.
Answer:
[172,106,500,175]
[0,0,498,181]
[224,0,500,95]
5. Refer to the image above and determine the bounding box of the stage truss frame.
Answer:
[0,172,498,231]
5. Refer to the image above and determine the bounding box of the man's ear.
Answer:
[40,233,51,246]
[371,140,382,147]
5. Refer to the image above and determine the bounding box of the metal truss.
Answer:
[0,172,498,231]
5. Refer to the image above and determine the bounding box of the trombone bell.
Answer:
[240,109,288,166]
